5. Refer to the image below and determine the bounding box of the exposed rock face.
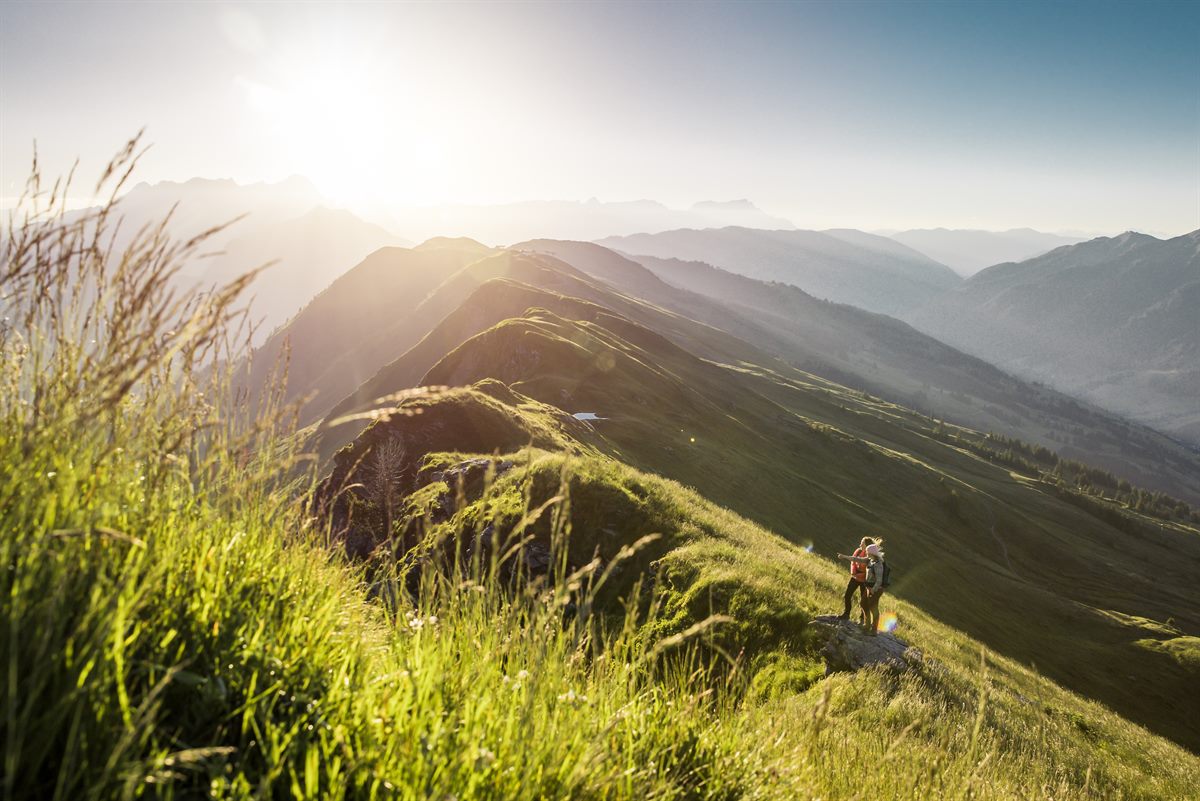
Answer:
[427,458,515,499]
[810,614,924,675]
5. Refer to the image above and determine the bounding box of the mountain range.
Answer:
[597,226,961,318]
[518,240,1200,503]
[885,227,1085,276]
[92,178,1200,484]
[383,197,795,244]
[86,177,407,337]
[281,241,1200,751]
[907,230,1200,445]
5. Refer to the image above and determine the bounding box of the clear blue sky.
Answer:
[2,1,1197,234]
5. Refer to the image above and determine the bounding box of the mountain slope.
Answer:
[907,230,1200,443]
[81,176,408,338]
[201,206,404,337]
[330,299,1200,750]
[888,227,1085,276]
[597,226,960,317]
[517,240,1200,505]
[244,238,496,419]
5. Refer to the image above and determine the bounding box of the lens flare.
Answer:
[879,611,900,633]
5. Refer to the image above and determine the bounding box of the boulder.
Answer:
[428,457,514,494]
[809,614,924,675]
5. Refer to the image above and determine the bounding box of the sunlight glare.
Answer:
[239,46,450,208]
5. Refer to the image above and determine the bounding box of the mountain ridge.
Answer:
[907,229,1200,444]
[596,226,960,318]
[887,227,1086,276]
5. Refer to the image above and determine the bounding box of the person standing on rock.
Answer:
[838,541,887,634]
[860,543,888,635]
[835,537,874,621]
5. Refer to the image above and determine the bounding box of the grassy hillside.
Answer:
[313,382,1200,797]
[290,241,1200,747]
[10,372,1198,797]
[400,306,1200,750]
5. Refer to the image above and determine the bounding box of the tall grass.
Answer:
[0,142,757,799]
[2,143,1198,800]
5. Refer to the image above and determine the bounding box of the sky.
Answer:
[1,1,1198,235]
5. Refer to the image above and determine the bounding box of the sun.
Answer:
[239,50,449,208]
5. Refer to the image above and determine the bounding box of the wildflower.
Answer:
[557,688,588,705]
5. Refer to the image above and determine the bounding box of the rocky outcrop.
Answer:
[809,615,924,675]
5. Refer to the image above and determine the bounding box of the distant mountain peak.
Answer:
[691,199,759,211]
[1112,230,1156,242]
[415,235,492,252]
[127,174,320,196]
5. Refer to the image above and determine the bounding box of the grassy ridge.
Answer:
[409,308,1200,749]
[6,402,1199,798]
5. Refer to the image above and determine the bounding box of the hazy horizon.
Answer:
[2,1,1198,235]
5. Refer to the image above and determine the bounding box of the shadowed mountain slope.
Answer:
[517,240,1200,505]
[907,230,1200,444]
[596,226,960,317]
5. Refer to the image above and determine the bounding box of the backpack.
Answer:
[868,560,892,589]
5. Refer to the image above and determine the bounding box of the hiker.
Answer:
[839,541,888,634]
[860,543,887,634]
[835,537,874,621]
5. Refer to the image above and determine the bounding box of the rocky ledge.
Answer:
[810,614,925,675]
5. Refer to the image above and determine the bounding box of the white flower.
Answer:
[557,688,588,705]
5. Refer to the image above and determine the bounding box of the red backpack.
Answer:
[850,548,868,580]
